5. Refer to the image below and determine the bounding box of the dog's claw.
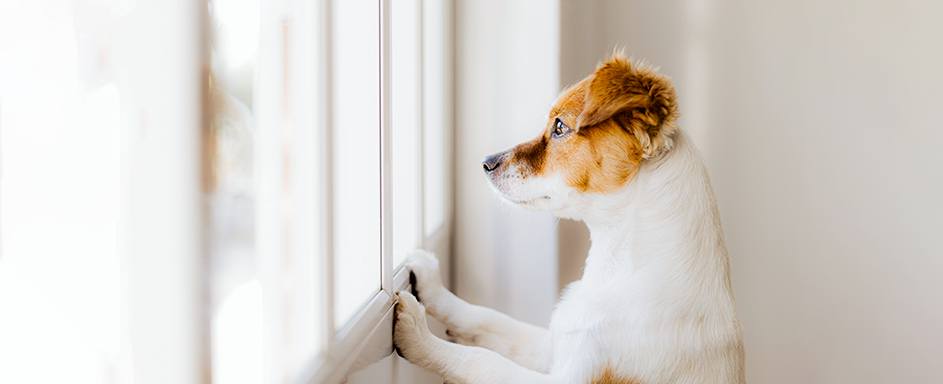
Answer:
[409,270,419,299]
[404,250,444,307]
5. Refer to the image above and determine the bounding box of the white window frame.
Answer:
[282,0,454,383]
[121,1,210,383]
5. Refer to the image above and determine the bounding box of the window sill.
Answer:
[292,265,412,384]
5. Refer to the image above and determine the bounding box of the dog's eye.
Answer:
[553,118,570,137]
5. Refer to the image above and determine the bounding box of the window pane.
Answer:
[423,0,447,237]
[207,0,263,381]
[211,0,329,381]
[333,0,382,328]
[391,0,421,267]
[282,1,326,376]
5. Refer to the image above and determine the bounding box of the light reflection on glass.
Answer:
[207,0,262,383]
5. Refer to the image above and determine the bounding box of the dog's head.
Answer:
[483,54,679,215]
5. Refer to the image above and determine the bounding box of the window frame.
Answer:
[118,0,451,382]
[289,0,454,383]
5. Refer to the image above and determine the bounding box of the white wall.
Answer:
[453,0,561,327]
[559,0,943,382]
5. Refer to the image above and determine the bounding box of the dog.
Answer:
[393,52,745,384]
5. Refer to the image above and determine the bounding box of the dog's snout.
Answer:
[482,153,503,173]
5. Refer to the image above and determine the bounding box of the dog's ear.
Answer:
[576,54,679,158]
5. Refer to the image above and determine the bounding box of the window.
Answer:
[210,0,453,382]
[0,1,452,384]
[331,0,383,329]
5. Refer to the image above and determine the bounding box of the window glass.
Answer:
[332,0,382,328]
[282,0,325,374]
[211,0,331,381]
[391,0,422,267]
[207,0,263,382]
[423,0,448,237]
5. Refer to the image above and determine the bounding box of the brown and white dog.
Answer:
[393,53,745,384]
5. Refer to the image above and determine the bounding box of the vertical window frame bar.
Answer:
[379,0,394,293]
[318,0,337,349]
[416,0,427,250]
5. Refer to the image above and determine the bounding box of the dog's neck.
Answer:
[573,130,732,294]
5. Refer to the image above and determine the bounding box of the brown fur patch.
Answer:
[547,118,643,194]
[502,53,678,195]
[590,365,643,384]
[577,56,678,132]
[510,135,548,175]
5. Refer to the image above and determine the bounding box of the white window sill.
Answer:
[291,258,412,384]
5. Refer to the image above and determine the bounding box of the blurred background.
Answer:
[558,2,943,383]
[1,1,941,384]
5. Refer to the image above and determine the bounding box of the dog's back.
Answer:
[551,130,744,384]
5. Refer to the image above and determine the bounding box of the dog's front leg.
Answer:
[405,250,552,372]
[394,292,558,384]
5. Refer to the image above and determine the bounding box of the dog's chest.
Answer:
[549,277,664,368]
[551,281,598,331]
[550,281,633,356]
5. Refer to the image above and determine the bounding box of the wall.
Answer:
[559,0,943,383]
[453,0,561,327]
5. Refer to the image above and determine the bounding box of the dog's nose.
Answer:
[482,153,502,173]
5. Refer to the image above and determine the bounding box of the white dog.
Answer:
[393,53,745,384]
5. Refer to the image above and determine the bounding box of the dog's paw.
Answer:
[445,328,479,346]
[405,249,445,305]
[393,291,434,363]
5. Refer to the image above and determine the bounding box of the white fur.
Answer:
[394,129,745,384]
[488,161,573,211]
